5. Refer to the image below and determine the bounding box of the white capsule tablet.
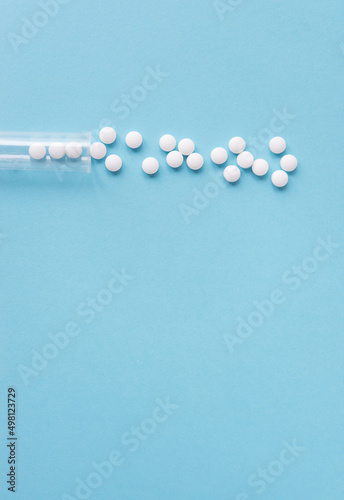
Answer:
[126,131,142,149]
[159,134,176,152]
[99,127,116,145]
[178,138,195,156]
[280,154,297,172]
[65,142,82,159]
[186,153,203,170]
[252,159,269,176]
[269,136,286,154]
[142,157,159,175]
[48,142,65,160]
[271,170,288,188]
[228,136,246,154]
[223,165,241,183]
[166,150,183,168]
[105,154,122,172]
[29,142,46,160]
[237,151,254,169]
[211,147,228,165]
[91,142,107,160]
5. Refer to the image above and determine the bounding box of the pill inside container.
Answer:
[0,131,91,173]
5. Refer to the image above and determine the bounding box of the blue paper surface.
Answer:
[0,1,344,499]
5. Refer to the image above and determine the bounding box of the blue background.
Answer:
[1,0,344,499]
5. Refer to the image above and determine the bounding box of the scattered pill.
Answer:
[211,147,228,165]
[142,157,159,175]
[280,154,297,172]
[29,142,46,160]
[105,154,122,172]
[252,159,269,176]
[271,170,288,188]
[223,165,241,183]
[49,143,65,160]
[126,131,142,149]
[269,137,286,154]
[228,137,246,154]
[178,138,195,156]
[186,152,203,170]
[99,127,116,145]
[166,150,183,168]
[237,151,254,169]
[91,142,107,160]
[66,142,82,159]
[159,134,176,152]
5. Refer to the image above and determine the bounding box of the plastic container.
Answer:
[0,131,91,173]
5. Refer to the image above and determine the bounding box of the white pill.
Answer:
[66,142,82,159]
[159,134,176,152]
[29,142,46,160]
[99,127,116,145]
[178,138,195,156]
[91,142,107,160]
[280,154,297,172]
[223,165,241,183]
[237,151,254,169]
[228,136,246,154]
[49,142,65,160]
[105,154,122,172]
[186,153,203,170]
[269,136,286,154]
[271,170,288,188]
[252,159,269,176]
[166,150,183,168]
[142,157,159,175]
[126,131,142,149]
[211,147,228,165]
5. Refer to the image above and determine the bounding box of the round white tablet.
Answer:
[237,151,254,169]
[90,142,107,160]
[29,142,46,160]
[280,154,297,172]
[65,142,82,159]
[269,136,286,154]
[142,157,159,175]
[252,159,269,176]
[166,150,183,168]
[186,153,203,170]
[49,142,65,160]
[159,134,176,152]
[125,131,142,149]
[178,138,195,156]
[228,136,246,154]
[271,170,288,188]
[211,147,228,165]
[223,165,241,183]
[99,127,116,145]
[105,154,122,172]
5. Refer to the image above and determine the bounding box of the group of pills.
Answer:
[211,136,297,187]
[29,141,83,160]
[28,127,298,188]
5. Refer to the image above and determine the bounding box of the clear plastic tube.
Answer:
[0,131,91,173]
